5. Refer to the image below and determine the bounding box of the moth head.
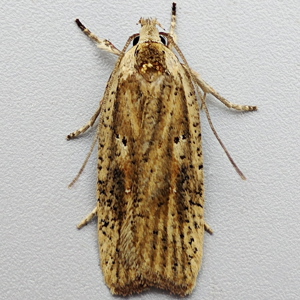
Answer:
[134,18,166,45]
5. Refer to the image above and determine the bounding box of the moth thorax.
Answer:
[135,42,167,82]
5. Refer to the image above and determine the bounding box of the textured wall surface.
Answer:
[1,1,299,299]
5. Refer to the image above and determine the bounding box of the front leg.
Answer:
[76,19,122,56]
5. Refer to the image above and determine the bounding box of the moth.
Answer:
[67,3,257,296]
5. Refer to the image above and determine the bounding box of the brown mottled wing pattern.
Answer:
[97,44,205,296]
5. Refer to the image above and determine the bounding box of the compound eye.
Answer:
[160,35,167,45]
[132,35,140,46]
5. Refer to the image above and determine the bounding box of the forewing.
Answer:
[96,46,205,296]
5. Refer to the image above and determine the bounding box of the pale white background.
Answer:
[1,1,299,299]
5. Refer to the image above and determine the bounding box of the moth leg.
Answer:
[75,19,122,56]
[67,105,101,140]
[204,222,213,235]
[77,207,97,229]
[169,2,177,44]
[191,68,257,111]
[68,132,98,188]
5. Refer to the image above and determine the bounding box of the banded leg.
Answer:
[167,41,257,111]
[199,90,247,180]
[77,207,97,229]
[169,2,177,44]
[67,105,101,140]
[76,19,122,56]
[191,69,257,111]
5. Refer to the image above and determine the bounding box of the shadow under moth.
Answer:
[67,2,257,297]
